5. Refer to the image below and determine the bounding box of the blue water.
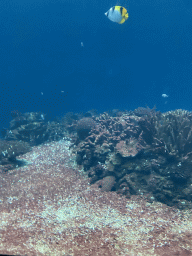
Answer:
[0,0,192,127]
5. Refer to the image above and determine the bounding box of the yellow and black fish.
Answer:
[105,6,128,24]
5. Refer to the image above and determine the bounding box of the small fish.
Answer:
[162,94,169,98]
[105,6,128,24]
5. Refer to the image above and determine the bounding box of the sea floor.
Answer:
[0,139,192,256]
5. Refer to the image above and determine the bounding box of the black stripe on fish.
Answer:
[120,7,123,15]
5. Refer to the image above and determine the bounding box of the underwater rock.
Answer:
[76,117,96,140]
[97,175,116,192]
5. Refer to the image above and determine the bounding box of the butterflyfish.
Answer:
[105,6,128,24]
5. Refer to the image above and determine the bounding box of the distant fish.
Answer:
[105,6,128,24]
[162,94,168,98]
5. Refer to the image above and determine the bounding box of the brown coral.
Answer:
[116,138,143,158]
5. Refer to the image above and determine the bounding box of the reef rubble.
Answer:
[0,139,192,255]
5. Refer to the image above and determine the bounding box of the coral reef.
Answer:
[2,112,68,145]
[1,110,192,254]
[2,108,192,209]
[0,140,30,171]
[69,109,192,209]
[0,111,69,171]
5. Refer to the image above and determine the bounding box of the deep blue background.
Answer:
[0,0,192,127]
